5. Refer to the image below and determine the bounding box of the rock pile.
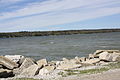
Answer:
[0,50,120,78]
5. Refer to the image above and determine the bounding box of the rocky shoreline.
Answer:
[0,50,120,80]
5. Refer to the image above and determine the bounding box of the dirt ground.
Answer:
[61,69,120,80]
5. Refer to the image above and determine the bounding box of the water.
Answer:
[0,32,120,61]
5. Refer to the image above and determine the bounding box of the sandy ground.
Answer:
[1,68,120,80]
[62,69,120,80]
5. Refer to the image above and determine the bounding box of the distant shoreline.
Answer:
[0,29,120,38]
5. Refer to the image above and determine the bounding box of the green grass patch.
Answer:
[65,67,109,76]
[106,62,120,69]
[58,67,109,77]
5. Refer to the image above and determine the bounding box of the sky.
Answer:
[0,0,120,32]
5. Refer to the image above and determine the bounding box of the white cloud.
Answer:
[0,0,120,32]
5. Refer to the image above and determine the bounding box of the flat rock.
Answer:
[94,50,120,56]
[4,55,24,63]
[99,52,113,61]
[82,58,100,64]
[39,66,55,75]
[20,64,40,76]
[56,63,82,70]
[0,56,18,69]
[37,59,47,68]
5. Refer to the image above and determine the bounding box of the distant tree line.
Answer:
[0,29,120,38]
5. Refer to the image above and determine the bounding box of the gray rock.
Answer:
[20,64,40,76]
[0,56,18,69]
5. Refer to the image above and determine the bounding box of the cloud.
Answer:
[0,0,120,32]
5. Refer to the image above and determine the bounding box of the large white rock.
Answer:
[20,64,40,76]
[94,50,120,55]
[99,52,113,61]
[13,58,35,75]
[39,66,55,75]
[37,59,47,68]
[4,55,24,63]
[0,56,18,69]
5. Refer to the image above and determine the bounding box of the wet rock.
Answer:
[0,56,18,69]
[39,66,55,75]
[4,55,25,63]
[0,69,14,78]
[37,59,47,68]
[20,64,40,76]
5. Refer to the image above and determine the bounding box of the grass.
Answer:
[58,67,109,77]
[57,62,120,77]
[106,62,120,69]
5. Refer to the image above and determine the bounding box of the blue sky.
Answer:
[0,0,120,32]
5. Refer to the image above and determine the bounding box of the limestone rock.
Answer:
[20,64,40,76]
[94,50,120,56]
[14,58,35,75]
[82,58,100,64]
[0,69,14,78]
[4,55,24,63]
[37,59,47,68]
[0,56,18,69]
[56,63,82,70]
[39,66,55,75]
[99,52,113,61]
[114,56,120,62]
